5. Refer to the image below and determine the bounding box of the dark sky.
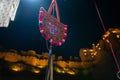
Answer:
[0,0,120,58]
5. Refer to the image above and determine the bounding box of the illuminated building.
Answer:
[0,28,119,80]
[80,28,120,80]
[0,0,20,27]
[80,48,96,62]
[80,28,120,64]
[102,28,120,66]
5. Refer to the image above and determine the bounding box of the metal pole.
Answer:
[45,45,53,80]
[50,53,53,80]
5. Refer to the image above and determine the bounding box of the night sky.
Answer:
[0,0,120,58]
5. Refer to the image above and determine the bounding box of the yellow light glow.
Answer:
[115,29,120,33]
[112,29,120,33]
[103,31,110,38]
[12,67,21,71]
[10,64,24,72]
[97,43,100,46]
[83,50,87,52]
[34,70,40,73]
[106,39,110,43]
[91,56,94,58]
[55,67,66,74]
[116,35,120,38]
[32,69,40,73]
[55,67,62,73]
[98,47,101,50]
[93,52,97,56]
[61,70,65,73]
[38,65,46,68]
[112,30,117,33]
[89,49,94,52]
[102,37,105,40]
[67,70,75,75]
[4,53,20,62]
[96,43,100,47]
[84,53,87,56]
[31,68,40,73]
[63,67,69,71]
